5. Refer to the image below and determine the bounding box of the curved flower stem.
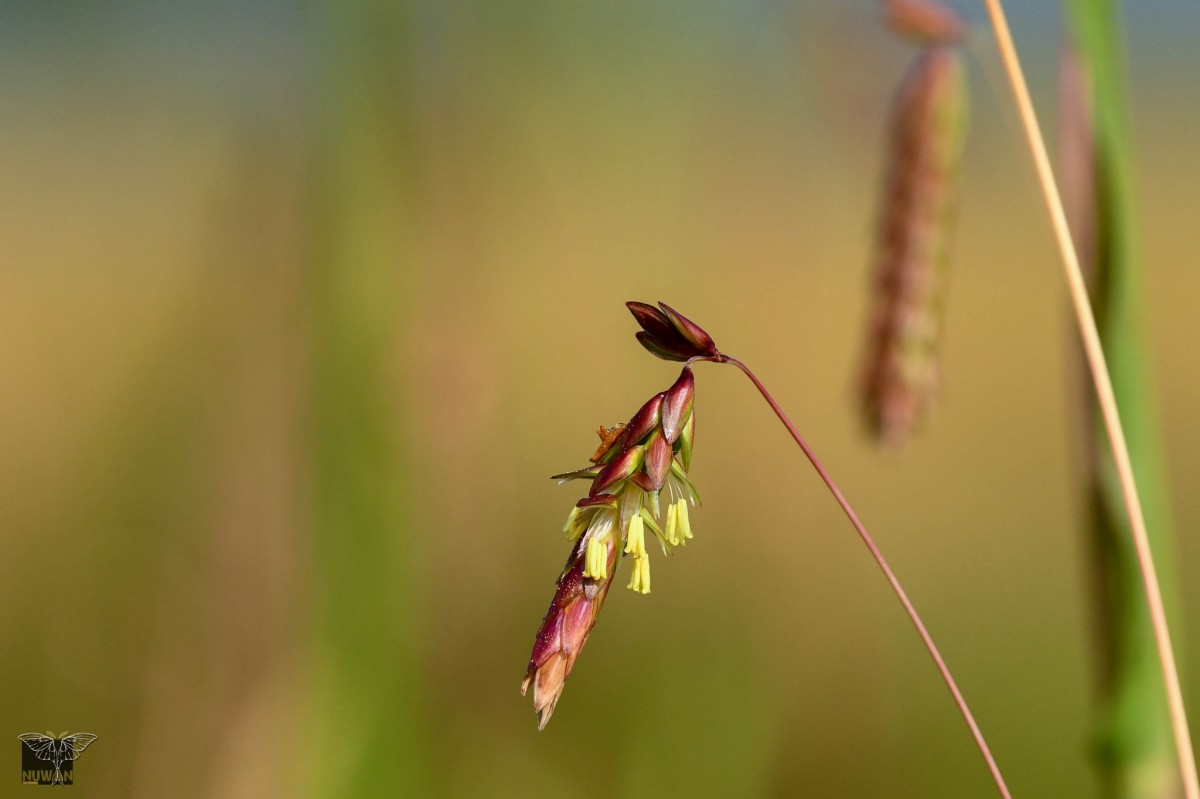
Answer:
[714,354,1011,799]
[980,2,1198,796]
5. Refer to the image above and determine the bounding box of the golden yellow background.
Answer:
[2,2,1198,796]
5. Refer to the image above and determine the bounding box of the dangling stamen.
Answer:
[583,536,608,579]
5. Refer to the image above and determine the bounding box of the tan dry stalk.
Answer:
[859,45,967,447]
[980,1,1199,796]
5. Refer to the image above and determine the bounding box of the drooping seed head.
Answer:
[523,364,705,728]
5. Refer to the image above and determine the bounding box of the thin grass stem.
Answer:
[979,2,1198,796]
[709,354,1011,799]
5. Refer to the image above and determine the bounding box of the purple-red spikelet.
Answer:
[626,301,719,362]
[521,535,619,730]
[661,368,695,443]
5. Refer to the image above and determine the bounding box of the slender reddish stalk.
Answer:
[712,354,1011,799]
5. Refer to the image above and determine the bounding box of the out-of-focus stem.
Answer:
[304,2,427,796]
[1062,1,1182,795]
[710,354,1011,799]
[981,1,1198,796]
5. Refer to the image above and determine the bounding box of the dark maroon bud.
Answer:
[626,301,689,347]
[635,331,694,362]
[621,393,664,447]
[589,445,644,496]
[658,302,718,356]
[643,431,673,490]
[661,368,695,444]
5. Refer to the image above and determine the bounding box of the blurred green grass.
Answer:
[1,2,1198,797]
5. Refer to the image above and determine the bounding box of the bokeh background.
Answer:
[2,1,1199,796]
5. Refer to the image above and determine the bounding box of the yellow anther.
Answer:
[665,501,679,546]
[624,515,647,558]
[676,500,693,543]
[583,536,608,579]
[626,553,651,595]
